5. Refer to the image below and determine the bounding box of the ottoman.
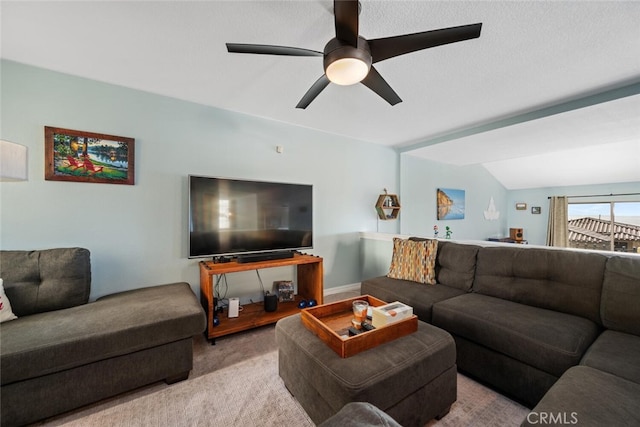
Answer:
[276,314,457,427]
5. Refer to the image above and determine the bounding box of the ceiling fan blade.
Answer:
[333,0,359,46]
[369,23,482,63]
[226,43,322,57]
[361,66,402,106]
[296,75,331,109]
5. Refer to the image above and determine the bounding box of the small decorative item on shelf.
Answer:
[297,299,317,309]
[445,226,453,239]
[433,225,439,238]
[275,280,294,302]
[375,188,401,220]
[264,292,278,312]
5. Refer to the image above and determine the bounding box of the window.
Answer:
[568,201,640,253]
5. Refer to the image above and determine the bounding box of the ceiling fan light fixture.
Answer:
[227,1,482,108]
[323,37,372,86]
[326,57,369,85]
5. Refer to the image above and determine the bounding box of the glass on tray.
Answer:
[351,300,369,330]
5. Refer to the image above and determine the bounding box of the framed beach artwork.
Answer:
[45,127,135,185]
[437,188,465,220]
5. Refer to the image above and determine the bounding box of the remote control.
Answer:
[361,322,375,331]
[348,326,362,336]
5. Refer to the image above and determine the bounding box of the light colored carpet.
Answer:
[426,375,529,427]
[44,351,314,427]
[41,347,529,427]
[38,291,529,426]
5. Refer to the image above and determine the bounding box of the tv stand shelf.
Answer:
[199,254,323,343]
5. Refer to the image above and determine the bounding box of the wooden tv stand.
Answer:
[199,253,323,343]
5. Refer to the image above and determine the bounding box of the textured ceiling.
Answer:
[2,1,639,189]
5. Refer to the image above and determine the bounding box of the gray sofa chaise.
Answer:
[361,238,640,425]
[0,248,206,426]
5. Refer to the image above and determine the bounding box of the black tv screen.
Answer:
[188,175,313,258]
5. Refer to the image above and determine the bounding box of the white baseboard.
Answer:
[324,282,361,296]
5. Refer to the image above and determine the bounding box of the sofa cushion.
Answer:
[410,239,479,291]
[432,293,599,377]
[0,248,91,316]
[436,241,480,291]
[361,276,465,322]
[601,256,640,336]
[387,238,437,285]
[473,246,606,324]
[581,330,640,385]
[0,282,205,385]
[522,366,640,427]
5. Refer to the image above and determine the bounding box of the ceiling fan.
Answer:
[227,0,482,109]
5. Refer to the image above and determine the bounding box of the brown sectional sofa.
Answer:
[361,239,640,425]
[0,248,206,426]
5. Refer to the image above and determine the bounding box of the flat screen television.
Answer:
[188,175,313,259]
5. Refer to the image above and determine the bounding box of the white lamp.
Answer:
[0,140,28,181]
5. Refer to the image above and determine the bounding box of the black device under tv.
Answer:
[236,250,295,263]
[188,175,313,261]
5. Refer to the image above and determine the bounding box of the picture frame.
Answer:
[437,188,465,220]
[275,280,294,302]
[45,126,135,185]
[515,202,527,210]
[531,206,542,214]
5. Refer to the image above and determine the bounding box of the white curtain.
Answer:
[546,196,569,247]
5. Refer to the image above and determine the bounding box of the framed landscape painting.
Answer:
[437,188,465,220]
[45,126,135,185]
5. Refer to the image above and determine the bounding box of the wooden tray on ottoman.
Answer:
[300,295,418,358]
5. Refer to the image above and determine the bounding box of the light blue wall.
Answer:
[507,181,640,245]
[0,60,398,301]
[4,61,636,302]
[399,153,508,240]
[359,233,404,280]
[363,164,639,279]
